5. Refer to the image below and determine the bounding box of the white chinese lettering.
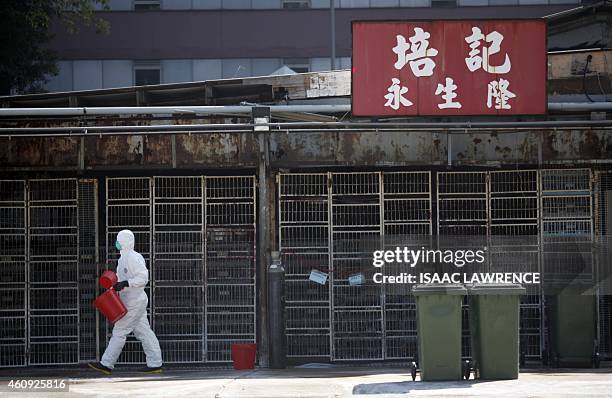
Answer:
[435,77,461,109]
[487,78,516,110]
[393,28,438,77]
[464,27,485,72]
[384,78,413,110]
[465,27,511,74]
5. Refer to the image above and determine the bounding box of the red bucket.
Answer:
[99,270,118,289]
[231,343,256,370]
[94,289,128,323]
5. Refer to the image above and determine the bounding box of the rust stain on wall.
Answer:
[0,137,78,167]
[175,133,248,166]
[85,135,144,166]
[144,135,172,166]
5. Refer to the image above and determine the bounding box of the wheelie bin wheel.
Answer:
[593,353,601,369]
[463,360,472,380]
[409,361,417,381]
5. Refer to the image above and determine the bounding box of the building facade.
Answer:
[0,2,610,369]
[44,0,588,92]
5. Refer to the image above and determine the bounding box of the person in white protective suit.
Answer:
[89,229,163,374]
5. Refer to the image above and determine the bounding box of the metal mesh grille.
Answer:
[28,179,79,365]
[490,170,541,360]
[541,169,593,284]
[595,171,612,359]
[205,176,256,362]
[331,173,383,361]
[78,180,99,362]
[383,172,431,359]
[279,173,331,359]
[437,170,545,360]
[437,172,488,359]
[105,176,256,364]
[279,172,432,361]
[153,177,204,363]
[0,180,27,367]
[106,177,152,364]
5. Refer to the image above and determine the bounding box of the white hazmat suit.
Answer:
[100,229,163,369]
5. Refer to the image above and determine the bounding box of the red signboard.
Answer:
[352,20,546,116]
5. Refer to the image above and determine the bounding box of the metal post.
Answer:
[331,0,336,70]
[268,251,286,369]
[254,107,271,367]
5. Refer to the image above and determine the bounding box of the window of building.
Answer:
[431,0,456,6]
[134,0,161,10]
[282,0,311,8]
[134,62,161,86]
[283,58,310,73]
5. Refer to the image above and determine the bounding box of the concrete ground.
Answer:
[0,366,611,398]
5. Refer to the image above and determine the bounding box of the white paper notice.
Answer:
[309,270,328,285]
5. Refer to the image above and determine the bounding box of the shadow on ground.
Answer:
[352,380,496,395]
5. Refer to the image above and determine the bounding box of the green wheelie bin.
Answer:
[467,283,526,380]
[548,282,599,368]
[413,284,467,381]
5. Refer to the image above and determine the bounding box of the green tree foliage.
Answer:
[0,0,109,94]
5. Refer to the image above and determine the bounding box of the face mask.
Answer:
[115,241,122,251]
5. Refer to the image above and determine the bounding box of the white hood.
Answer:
[117,229,135,253]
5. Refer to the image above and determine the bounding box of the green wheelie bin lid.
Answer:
[413,284,467,296]
[467,283,526,295]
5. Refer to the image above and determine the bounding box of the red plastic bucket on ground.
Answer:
[99,270,118,289]
[94,288,128,323]
[231,343,256,370]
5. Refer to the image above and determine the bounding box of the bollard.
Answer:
[268,251,286,369]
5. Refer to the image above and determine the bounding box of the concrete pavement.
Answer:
[0,366,611,398]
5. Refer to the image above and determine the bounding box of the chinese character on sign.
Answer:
[435,77,461,109]
[487,78,516,109]
[465,27,511,74]
[384,78,413,110]
[393,27,439,77]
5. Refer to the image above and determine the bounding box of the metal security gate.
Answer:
[490,170,541,360]
[332,172,384,360]
[0,179,98,367]
[436,171,488,359]
[437,170,544,361]
[153,177,204,363]
[105,176,256,364]
[106,177,153,364]
[594,171,612,360]
[78,180,99,363]
[205,176,256,362]
[382,172,432,360]
[279,173,332,359]
[28,179,80,365]
[540,169,593,363]
[279,172,432,361]
[0,180,27,367]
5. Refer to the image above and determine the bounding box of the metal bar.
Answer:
[0,102,611,117]
[257,133,270,367]
[1,120,612,137]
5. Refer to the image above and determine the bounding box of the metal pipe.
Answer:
[0,103,611,118]
[330,0,336,70]
[1,119,611,137]
[547,102,612,111]
[0,105,353,117]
